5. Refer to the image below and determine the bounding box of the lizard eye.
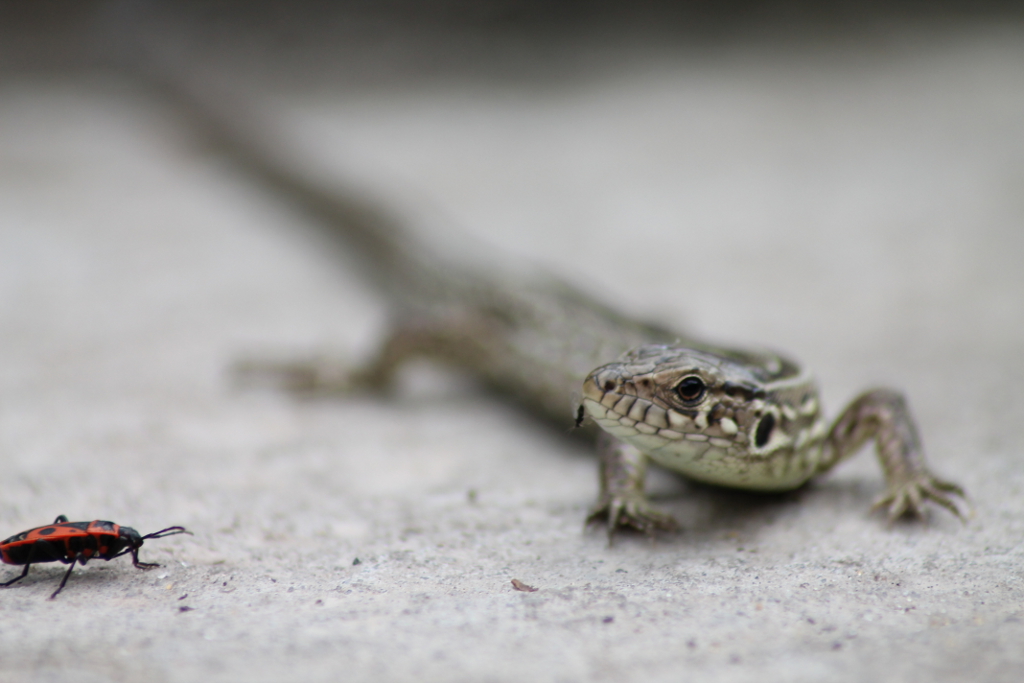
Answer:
[675,376,706,404]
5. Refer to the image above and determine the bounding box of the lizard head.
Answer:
[581,343,822,485]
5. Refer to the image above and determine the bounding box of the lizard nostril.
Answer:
[603,380,616,392]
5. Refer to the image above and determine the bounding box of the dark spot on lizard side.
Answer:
[574,405,586,429]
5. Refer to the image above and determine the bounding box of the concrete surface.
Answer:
[1,23,1024,683]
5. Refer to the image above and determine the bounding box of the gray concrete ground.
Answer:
[1,16,1024,683]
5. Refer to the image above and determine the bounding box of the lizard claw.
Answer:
[871,474,970,523]
[586,493,679,545]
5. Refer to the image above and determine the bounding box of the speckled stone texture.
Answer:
[0,8,1022,683]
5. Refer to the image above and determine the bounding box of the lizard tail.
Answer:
[119,23,432,296]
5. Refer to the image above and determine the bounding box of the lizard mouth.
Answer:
[581,365,735,451]
[581,367,676,440]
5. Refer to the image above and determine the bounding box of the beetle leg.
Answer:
[0,562,32,588]
[48,561,77,600]
[130,548,159,570]
[1,539,44,588]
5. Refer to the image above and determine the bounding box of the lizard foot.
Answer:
[586,493,679,544]
[871,474,969,523]
[231,357,371,396]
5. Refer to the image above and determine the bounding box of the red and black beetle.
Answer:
[1,515,190,599]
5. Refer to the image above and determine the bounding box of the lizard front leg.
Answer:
[586,432,679,541]
[819,388,968,521]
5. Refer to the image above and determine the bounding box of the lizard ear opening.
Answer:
[754,413,775,448]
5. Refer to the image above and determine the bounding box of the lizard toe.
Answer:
[587,494,678,545]
[872,474,969,524]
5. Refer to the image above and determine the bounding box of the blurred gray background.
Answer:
[1,2,1022,682]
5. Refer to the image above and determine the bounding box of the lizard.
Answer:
[148,67,967,539]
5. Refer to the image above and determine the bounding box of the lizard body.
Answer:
[156,71,966,536]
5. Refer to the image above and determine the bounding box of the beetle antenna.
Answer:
[141,526,192,540]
